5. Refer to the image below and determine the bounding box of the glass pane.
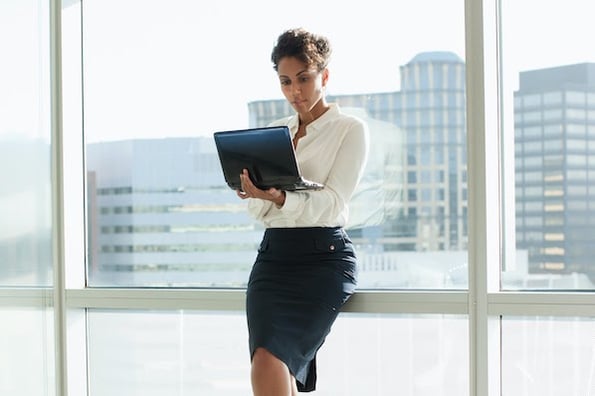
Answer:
[83,0,466,289]
[0,307,55,395]
[502,316,595,394]
[87,310,468,395]
[0,1,52,286]
[502,1,595,290]
[320,314,469,395]
[62,0,86,286]
[87,310,250,395]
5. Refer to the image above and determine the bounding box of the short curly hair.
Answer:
[271,28,332,72]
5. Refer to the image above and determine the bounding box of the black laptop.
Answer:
[213,126,324,191]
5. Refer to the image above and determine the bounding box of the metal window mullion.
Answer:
[3,288,592,315]
[488,292,595,316]
[64,289,470,314]
[50,1,68,395]
[465,0,497,395]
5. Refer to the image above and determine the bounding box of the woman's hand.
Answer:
[236,169,286,207]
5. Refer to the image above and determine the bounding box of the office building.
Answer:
[86,137,262,287]
[514,63,595,280]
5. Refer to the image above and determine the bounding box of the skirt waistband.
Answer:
[259,227,351,255]
[263,226,345,240]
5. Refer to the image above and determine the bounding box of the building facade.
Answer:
[514,63,595,280]
[86,137,263,287]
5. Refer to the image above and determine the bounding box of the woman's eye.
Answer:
[280,80,290,86]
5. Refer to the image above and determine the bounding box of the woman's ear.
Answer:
[322,68,330,87]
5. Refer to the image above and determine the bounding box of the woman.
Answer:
[237,27,369,395]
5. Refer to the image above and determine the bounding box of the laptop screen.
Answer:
[213,126,305,190]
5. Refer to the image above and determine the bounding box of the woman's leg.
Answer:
[251,347,298,396]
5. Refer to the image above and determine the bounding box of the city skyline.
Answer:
[82,56,595,290]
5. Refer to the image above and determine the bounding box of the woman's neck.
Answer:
[299,100,329,126]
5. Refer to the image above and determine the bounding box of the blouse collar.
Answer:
[287,103,341,137]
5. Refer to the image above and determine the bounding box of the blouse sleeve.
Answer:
[246,196,274,221]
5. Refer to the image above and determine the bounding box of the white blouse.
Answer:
[246,103,369,228]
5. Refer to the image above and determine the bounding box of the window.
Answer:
[6,0,595,395]
[543,91,562,105]
[502,317,595,393]
[0,1,52,287]
[0,1,55,394]
[86,311,468,395]
[503,0,595,291]
[566,91,586,105]
[82,0,467,290]
[543,108,563,121]
[566,108,586,120]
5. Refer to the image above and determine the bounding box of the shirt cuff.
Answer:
[280,191,300,213]
[247,197,266,215]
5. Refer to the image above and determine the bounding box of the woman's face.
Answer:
[277,56,328,116]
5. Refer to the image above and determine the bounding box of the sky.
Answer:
[75,0,467,141]
[1,0,594,142]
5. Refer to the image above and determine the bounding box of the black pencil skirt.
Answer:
[246,226,358,392]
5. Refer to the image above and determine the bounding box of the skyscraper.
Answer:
[514,63,595,280]
[396,52,467,252]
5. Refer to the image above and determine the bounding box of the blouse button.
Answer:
[329,244,335,251]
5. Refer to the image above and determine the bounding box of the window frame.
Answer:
[2,1,595,395]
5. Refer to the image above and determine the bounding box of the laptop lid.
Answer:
[213,126,324,191]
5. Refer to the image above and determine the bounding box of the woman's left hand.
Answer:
[236,169,286,207]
